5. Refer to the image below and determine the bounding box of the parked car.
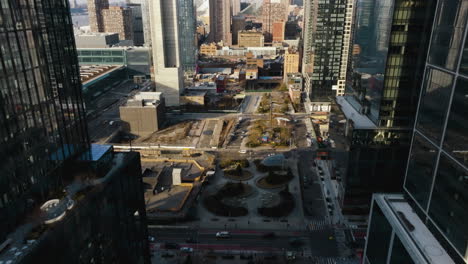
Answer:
[216,231,231,238]
[180,247,193,253]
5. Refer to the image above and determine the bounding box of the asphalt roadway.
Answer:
[150,227,338,257]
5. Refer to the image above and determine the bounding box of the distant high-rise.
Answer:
[232,15,247,45]
[363,2,468,263]
[0,1,150,263]
[88,0,109,32]
[141,0,152,46]
[127,0,152,46]
[177,0,197,72]
[261,0,288,42]
[150,0,196,105]
[103,6,134,41]
[272,20,285,42]
[209,0,232,45]
[127,3,145,46]
[70,0,78,8]
[302,0,353,106]
[284,48,300,78]
[232,0,241,15]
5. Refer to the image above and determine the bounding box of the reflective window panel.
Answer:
[416,67,454,144]
[428,154,468,259]
[405,133,438,209]
[442,77,468,167]
[428,0,468,71]
[389,235,415,264]
[366,205,393,263]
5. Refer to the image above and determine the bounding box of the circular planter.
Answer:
[223,170,254,181]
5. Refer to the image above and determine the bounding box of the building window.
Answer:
[389,235,415,264]
[405,133,438,209]
[428,154,468,257]
[428,0,468,71]
[442,77,468,167]
[366,204,393,263]
[416,67,453,144]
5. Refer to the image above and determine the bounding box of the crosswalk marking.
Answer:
[306,257,358,264]
[308,219,330,230]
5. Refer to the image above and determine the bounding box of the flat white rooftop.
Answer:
[373,194,456,264]
[335,96,376,129]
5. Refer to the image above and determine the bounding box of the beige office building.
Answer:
[284,48,300,78]
[238,31,264,47]
[200,43,218,56]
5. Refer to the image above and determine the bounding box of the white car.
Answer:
[216,231,231,238]
[180,247,193,253]
[238,149,247,154]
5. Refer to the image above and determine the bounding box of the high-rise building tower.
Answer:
[302,0,353,108]
[232,15,247,45]
[70,0,78,8]
[262,0,288,42]
[127,0,152,46]
[0,1,150,263]
[284,47,300,78]
[337,0,437,216]
[88,0,109,32]
[363,2,468,263]
[128,3,145,46]
[150,0,196,105]
[209,0,232,45]
[272,20,285,42]
[177,0,197,72]
[232,0,241,16]
[103,6,134,41]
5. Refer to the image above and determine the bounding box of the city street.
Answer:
[240,93,262,113]
[297,149,328,220]
[87,80,140,143]
[150,227,338,257]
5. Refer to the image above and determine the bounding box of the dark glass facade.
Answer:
[0,0,89,242]
[388,236,414,264]
[344,128,410,206]
[346,0,436,127]
[404,0,468,262]
[177,0,197,72]
[0,1,150,263]
[341,0,437,210]
[365,205,392,263]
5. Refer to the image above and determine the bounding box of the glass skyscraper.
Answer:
[338,0,437,211]
[0,0,89,240]
[0,1,150,263]
[363,1,468,263]
[177,0,197,72]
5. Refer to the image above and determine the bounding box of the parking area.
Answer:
[226,117,251,149]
